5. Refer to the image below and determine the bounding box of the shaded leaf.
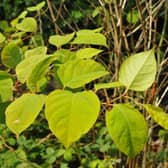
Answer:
[119,49,156,91]
[57,59,109,88]
[54,49,76,63]
[45,90,100,148]
[6,94,45,135]
[1,42,22,68]
[144,104,168,130]
[0,32,6,43]
[0,102,10,123]
[106,103,148,157]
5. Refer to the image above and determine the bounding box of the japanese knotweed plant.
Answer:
[0,6,167,159]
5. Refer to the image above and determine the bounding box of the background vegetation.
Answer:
[0,0,168,168]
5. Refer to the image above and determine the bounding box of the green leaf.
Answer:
[27,55,57,92]
[76,48,103,59]
[119,49,156,91]
[54,49,76,63]
[16,54,46,83]
[71,30,107,47]
[24,46,47,58]
[0,32,6,43]
[6,93,45,136]
[27,1,46,11]
[106,104,148,157]
[0,102,10,123]
[16,17,37,32]
[57,59,109,88]
[126,10,139,24]
[1,42,22,68]
[144,104,168,130]
[45,90,100,148]
[0,71,13,102]
[49,33,75,48]
[94,81,124,90]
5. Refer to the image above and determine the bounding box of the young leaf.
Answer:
[45,90,100,148]
[144,104,168,130]
[106,104,148,157]
[16,54,46,83]
[27,55,57,92]
[16,17,37,32]
[49,33,75,48]
[119,49,156,91]
[1,42,22,68]
[57,59,109,88]
[71,31,107,47]
[0,71,13,102]
[27,1,45,11]
[76,48,103,59]
[94,81,124,90]
[6,94,46,136]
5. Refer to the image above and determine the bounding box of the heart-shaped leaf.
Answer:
[45,89,100,148]
[49,33,75,48]
[106,103,148,157]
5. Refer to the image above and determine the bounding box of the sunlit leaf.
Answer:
[6,94,45,136]
[57,59,109,88]
[94,81,124,90]
[24,46,47,58]
[49,33,75,48]
[76,48,103,59]
[0,71,13,103]
[27,1,46,11]
[144,104,168,130]
[119,49,156,91]
[16,54,46,83]
[71,30,107,47]
[106,103,148,157]
[45,90,100,148]
[27,55,57,92]
[16,17,37,32]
